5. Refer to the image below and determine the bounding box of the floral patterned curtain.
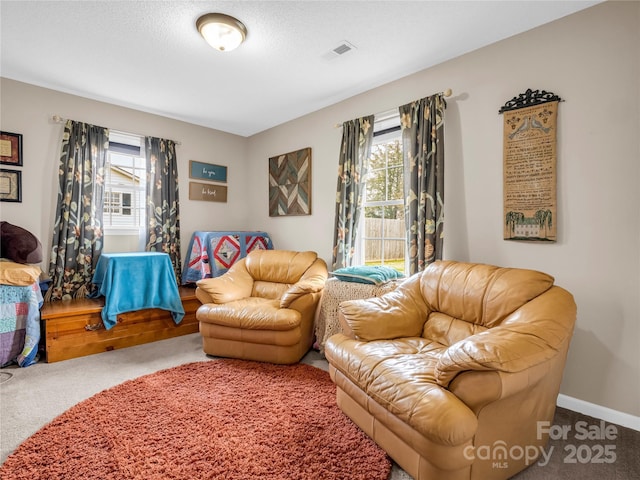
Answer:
[145,136,182,283]
[400,94,446,275]
[331,115,374,270]
[46,120,109,301]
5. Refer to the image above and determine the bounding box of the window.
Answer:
[102,132,146,252]
[104,191,132,216]
[357,112,406,274]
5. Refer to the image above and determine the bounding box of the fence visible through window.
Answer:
[358,113,406,274]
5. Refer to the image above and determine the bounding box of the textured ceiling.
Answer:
[0,1,600,137]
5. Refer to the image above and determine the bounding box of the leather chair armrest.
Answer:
[285,290,323,315]
[448,371,502,415]
[337,311,356,339]
[435,286,576,387]
[448,360,554,415]
[280,258,328,308]
[280,276,325,308]
[339,274,429,341]
[195,287,215,305]
[195,260,254,304]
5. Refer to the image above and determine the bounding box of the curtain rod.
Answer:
[333,88,453,128]
[50,115,182,146]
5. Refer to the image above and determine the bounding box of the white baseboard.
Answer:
[557,394,640,432]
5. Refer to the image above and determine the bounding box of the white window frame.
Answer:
[104,191,133,216]
[355,111,406,272]
[102,132,147,251]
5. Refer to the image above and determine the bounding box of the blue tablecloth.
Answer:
[182,231,273,284]
[91,252,185,329]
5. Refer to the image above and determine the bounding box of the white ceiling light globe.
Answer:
[197,13,247,52]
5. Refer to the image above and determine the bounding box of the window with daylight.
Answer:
[356,112,406,274]
[102,132,146,252]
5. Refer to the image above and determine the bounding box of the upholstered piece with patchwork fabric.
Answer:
[325,260,576,480]
[196,250,328,364]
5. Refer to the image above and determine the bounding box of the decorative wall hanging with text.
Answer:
[188,160,228,202]
[0,168,22,202]
[500,89,562,242]
[189,160,227,183]
[268,147,311,217]
[188,181,227,203]
[0,131,23,166]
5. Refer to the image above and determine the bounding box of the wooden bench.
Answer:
[40,287,201,362]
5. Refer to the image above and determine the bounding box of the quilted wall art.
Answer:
[268,147,311,216]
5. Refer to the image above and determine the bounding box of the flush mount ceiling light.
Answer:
[196,13,247,52]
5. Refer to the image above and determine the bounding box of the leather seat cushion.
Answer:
[326,334,478,446]
[197,297,301,330]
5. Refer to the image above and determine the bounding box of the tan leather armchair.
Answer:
[196,250,328,364]
[325,260,576,480]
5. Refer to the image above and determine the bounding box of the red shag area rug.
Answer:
[1,360,391,480]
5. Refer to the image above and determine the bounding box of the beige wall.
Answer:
[0,1,638,418]
[0,79,249,257]
[247,1,640,417]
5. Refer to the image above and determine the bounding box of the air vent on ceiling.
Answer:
[332,41,356,56]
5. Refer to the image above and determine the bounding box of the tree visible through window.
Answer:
[358,114,405,274]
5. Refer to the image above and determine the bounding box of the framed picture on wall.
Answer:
[0,131,23,166]
[0,169,22,202]
[188,181,228,202]
[268,147,311,217]
[189,160,227,183]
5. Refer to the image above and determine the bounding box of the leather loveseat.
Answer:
[196,249,328,364]
[325,260,576,480]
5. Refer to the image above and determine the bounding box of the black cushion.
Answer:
[0,221,43,264]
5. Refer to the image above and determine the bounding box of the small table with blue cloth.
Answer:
[90,252,185,330]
